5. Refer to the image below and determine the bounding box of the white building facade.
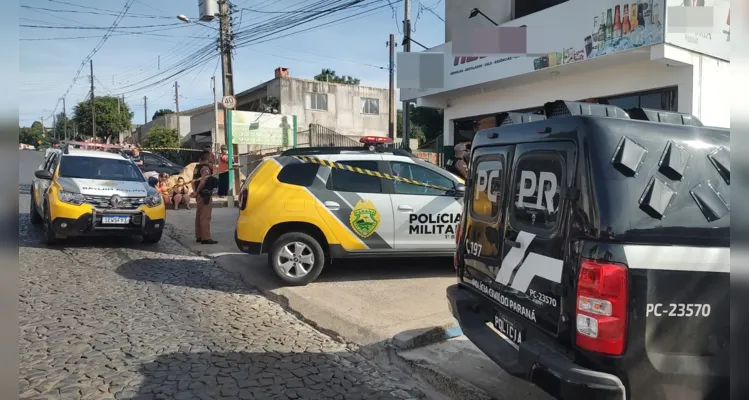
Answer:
[401,0,730,160]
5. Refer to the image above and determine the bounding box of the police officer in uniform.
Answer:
[191,152,218,244]
[446,142,470,180]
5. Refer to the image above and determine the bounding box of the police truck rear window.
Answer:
[511,153,563,232]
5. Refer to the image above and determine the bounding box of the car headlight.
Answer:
[58,190,85,205]
[145,192,162,207]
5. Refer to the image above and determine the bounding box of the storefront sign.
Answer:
[228,110,297,147]
[664,0,729,61]
[401,0,667,101]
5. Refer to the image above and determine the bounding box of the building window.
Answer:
[361,98,379,115]
[307,93,328,111]
[600,87,678,112]
[514,0,569,19]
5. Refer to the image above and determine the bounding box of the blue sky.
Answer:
[19,0,445,128]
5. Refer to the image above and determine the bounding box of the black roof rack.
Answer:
[280,146,416,158]
[544,100,630,119]
[626,107,704,127]
[498,112,547,126]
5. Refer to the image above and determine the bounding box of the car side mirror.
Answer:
[448,184,466,197]
[148,176,159,187]
[34,170,53,180]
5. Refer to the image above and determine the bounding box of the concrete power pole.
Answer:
[218,0,237,207]
[62,97,67,141]
[402,0,411,151]
[212,76,218,156]
[174,81,180,138]
[388,34,396,140]
[144,96,148,124]
[90,60,96,143]
[53,114,57,140]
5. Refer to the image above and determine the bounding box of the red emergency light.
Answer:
[359,136,392,145]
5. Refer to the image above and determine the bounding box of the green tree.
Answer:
[314,68,360,85]
[152,109,174,120]
[396,109,425,143]
[54,112,75,140]
[19,121,45,145]
[73,96,133,142]
[410,107,443,143]
[143,125,179,149]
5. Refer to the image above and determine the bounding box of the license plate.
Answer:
[494,311,524,346]
[102,216,130,224]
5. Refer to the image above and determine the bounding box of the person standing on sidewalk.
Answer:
[217,145,229,197]
[191,152,218,244]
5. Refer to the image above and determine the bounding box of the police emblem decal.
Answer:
[349,200,380,238]
[110,194,122,208]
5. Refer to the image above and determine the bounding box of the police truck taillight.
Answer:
[575,259,628,356]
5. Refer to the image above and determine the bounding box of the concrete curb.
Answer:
[387,344,493,400]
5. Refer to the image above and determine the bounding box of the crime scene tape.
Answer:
[291,156,452,191]
[160,165,244,192]
[137,147,204,152]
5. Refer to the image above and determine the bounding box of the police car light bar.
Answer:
[359,136,392,144]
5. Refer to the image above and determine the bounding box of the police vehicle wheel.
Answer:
[29,192,42,225]
[142,230,163,244]
[269,232,325,286]
[42,203,59,245]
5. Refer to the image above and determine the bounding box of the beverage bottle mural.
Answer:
[631,3,638,29]
[651,0,660,25]
[643,0,652,26]
[622,5,631,35]
[592,16,600,52]
[613,6,622,39]
[606,9,613,42]
[637,0,646,27]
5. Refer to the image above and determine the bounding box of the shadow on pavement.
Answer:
[129,350,421,400]
[115,258,256,295]
[317,257,455,283]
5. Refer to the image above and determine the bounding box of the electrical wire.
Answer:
[21,22,187,30]
[22,5,174,19]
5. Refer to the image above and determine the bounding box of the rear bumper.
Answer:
[446,284,626,400]
[50,210,164,237]
[235,230,262,254]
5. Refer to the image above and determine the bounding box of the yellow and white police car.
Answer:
[29,146,166,245]
[235,137,466,286]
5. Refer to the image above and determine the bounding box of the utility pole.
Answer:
[388,34,396,140]
[158,55,160,70]
[53,114,57,140]
[174,81,181,138]
[143,96,148,124]
[212,76,218,158]
[402,0,411,151]
[218,0,237,207]
[90,60,96,143]
[62,97,67,141]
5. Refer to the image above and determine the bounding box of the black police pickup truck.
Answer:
[450,100,729,400]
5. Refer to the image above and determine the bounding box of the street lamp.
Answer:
[176,15,219,30]
[468,8,498,26]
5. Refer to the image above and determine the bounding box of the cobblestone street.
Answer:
[18,187,429,400]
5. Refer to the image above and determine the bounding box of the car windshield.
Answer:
[59,156,145,182]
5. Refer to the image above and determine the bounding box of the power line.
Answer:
[20,22,187,30]
[21,5,173,19]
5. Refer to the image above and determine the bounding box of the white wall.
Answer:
[442,58,703,145]
[445,0,512,42]
[689,55,730,128]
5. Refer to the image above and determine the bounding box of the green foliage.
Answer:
[410,107,443,143]
[396,109,426,143]
[19,121,45,145]
[143,126,179,149]
[73,96,133,142]
[314,68,360,85]
[54,112,75,140]
[152,109,174,120]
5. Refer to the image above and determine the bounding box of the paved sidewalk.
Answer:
[164,208,458,352]
[164,208,551,400]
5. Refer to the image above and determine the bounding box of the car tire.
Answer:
[269,232,326,286]
[142,230,163,244]
[29,192,42,225]
[42,203,59,245]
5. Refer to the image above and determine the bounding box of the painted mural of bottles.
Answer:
[637,0,646,26]
[643,0,652,26]
[613,6,622,40]
[622,5,631,34]
[651,0,660,25]
[606,9,613,42]
[631,3,638,29]
[599,12,607,46]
